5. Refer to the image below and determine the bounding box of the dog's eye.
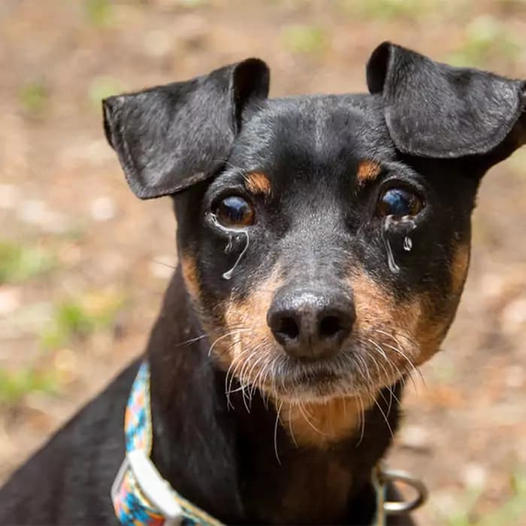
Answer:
[215,196,255,228]
[377,188,423,218]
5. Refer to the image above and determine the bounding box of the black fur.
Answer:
[102,58,269,198]
[367,42,526,159]
[1,42,525,525]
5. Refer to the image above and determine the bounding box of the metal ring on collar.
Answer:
[380,468,428,515]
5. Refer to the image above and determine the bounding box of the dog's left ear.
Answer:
[367,42,526,168]
[103,58,270,199]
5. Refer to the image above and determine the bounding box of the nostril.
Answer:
[319,315,344,339]
[276,316,300,340]
[268,289,355,358]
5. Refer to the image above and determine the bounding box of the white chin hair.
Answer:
[263,377,368,404]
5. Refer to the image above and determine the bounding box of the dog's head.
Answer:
[103,43,525,406]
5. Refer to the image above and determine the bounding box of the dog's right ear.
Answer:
[102,58,270,199]
[366,42,526,168]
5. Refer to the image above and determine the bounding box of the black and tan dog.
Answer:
[1,42,525,525]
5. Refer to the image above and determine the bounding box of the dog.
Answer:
[1,41,525,526]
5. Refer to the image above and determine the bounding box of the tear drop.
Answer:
[225,235,234,254]
[222,230,250,280]
[206,213,252,280]
[382,216,400,274]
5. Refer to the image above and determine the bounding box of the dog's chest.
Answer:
[243,450,354,524]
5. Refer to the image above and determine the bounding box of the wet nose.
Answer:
[267,288,355,360]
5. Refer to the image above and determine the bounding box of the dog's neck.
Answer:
[146,270,402,525]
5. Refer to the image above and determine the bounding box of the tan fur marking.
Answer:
[350,270,436,369]
[279,396,373,448]
[356,160,381,184]
[221,268,371,448]
[351,270,422,349]
[414,242,470,363]
[413,299,448,364]
[244,172,272,196]
[181,253,200,301]
[350,269,459,367]
[213,259,467,449]
[450,242,470,295]
[216,267,282,370]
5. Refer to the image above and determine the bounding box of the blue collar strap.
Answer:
[111,361,426,526]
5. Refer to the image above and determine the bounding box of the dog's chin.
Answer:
[265,381,359,404]
[256,364,389,405]
[221,338,412,405]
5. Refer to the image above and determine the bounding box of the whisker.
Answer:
[366,336,414,389]
[287,404,298,448]
[381,341,425,387]
[372,328,427,387]
[175,334,208,347]
[252,352,276,402]
[225,345,254,408]
[374,328,419,350]
[273,401,283,465]
[356,394,366,447]
[208,328,250,357]
[373,397,394,439]
[245,348,268,400]
[297,402,328,437]
[230,350,254,413]
[151,259,177,270]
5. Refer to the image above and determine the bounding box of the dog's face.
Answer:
[104,43,525,406]
[177,96,475,404]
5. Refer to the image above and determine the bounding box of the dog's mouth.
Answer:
[223,335,419,405]
[258,354,385,403]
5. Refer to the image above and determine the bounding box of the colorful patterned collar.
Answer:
[111,362,223,526]
[111,361,427,526]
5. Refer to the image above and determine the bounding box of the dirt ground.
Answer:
[1,1,526,524]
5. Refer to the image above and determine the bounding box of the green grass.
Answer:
[18,81,49,117]
[85,0,113,27]
[0,241,55,284]
[40,291,124,350]
[448,16,522,68]
[339,0,438,20]
[282,25,328,55]
[0,367,58,406]
[88,76,124,107]
[177,0,209,6]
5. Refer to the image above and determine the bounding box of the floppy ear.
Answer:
[366,42,526,162]
[102,58,270,199]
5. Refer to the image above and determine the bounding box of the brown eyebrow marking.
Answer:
[356,160,381,184]
[244,172,271,196]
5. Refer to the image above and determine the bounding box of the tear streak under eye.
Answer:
[382,215,417,274]
[207,213,250,280]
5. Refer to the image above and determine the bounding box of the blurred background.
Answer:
[1,0,526,524]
